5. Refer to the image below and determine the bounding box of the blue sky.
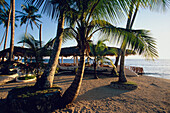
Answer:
[0,1,170,59]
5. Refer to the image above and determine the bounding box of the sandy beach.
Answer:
[0,73,170,113]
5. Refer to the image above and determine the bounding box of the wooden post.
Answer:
[39,24,42,48]
[17,55,19,61]
[76,56,78,66]
[30,56,32,63]
[61,55,63,64]
[74,56,76,64]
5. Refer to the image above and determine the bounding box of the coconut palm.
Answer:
[17,4,41,35]
[89,39,118,79]
[26,0,156,107]
[0,7,12,51]
[18,34,41,63]
[24,0,77,90]
[59,0,146,107]
[115,0,169,82]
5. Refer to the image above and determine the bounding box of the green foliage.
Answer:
[111,81,137,86]
[16,3,41,29]
[10,85,62,98]
[18,74,36,80]
[89,39,117,66]
[74,67,78,74]
[55,67,60,74]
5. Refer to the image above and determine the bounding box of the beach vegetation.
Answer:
[16,3,41,47]
[107,0,168,83]
[17,74,36,80]
[2,0,167,111]
[0,5,11,51]
[9,85,62,99]
[28,0,76,90]
[24,0,147,108]
[89,39,118,78]
[110,81,138,90]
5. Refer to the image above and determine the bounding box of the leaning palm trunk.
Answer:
[34,11,65,88]
[59,47,86,108]
[4,5,12,50]
[2,5,12,61]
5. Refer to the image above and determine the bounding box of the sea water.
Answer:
[123,59,170,80]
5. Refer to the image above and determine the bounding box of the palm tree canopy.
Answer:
[103,24,158,59]
[16,3,41,29]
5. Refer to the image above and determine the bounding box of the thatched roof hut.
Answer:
[0,46,136,58]
[0,46,34,58]
[59,46,136,57]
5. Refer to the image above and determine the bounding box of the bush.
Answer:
[7,85,62,113]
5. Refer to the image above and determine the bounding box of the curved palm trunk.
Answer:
[59,47,86,108]
[9,0,15,62]
[34,11,65,89]
[2,5,12,61]
[4,5,12,50]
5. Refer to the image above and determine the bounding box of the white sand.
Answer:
[0,74,170,113]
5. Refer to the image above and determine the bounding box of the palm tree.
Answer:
[25,0,77,89]
[17,3,41,47]
[116,0,169,82]
[0,7,12,52]
[89,39,118,79]
[18,34,41,63]
[17,4,41,35]
[59,0,142,107]
[26,0,154,107]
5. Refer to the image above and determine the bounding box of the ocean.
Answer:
[27,59,170,80]
[123,59,170,80]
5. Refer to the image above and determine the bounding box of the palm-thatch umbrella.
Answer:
[59,46,135,57]
[0,46,35,61]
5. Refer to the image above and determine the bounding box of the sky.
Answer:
[0,0,170,59]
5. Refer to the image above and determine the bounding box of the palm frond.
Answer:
[127,29,158,59]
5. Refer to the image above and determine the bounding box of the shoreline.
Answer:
[0,74,170,112]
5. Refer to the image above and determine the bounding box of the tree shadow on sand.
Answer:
[76,85,132,101]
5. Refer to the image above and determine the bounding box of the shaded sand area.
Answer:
[0,73,170,113]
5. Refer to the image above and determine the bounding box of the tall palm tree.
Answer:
[26,0,154,107]
[26,0,77,89]
[17,3,41,47]
[117,0,169,82]
[59,0,142,107]
[0,7,12,51]
[17,4,41,35]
